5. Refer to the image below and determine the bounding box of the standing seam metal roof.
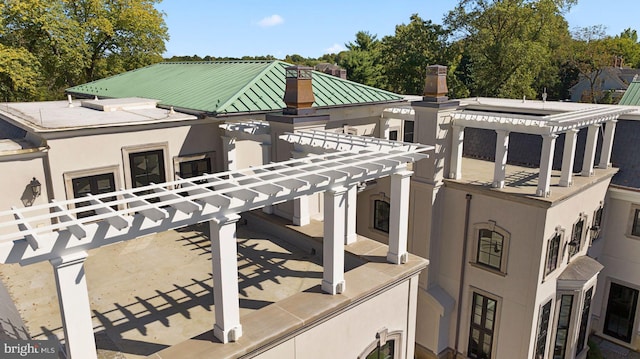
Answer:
[619,79,640,106]
[66,61,404,115]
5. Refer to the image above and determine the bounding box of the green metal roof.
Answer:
[66,61,404,115]
[619,79,640,106]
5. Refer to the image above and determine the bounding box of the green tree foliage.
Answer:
[445,0,574,99]
[379,15,448,95]
[335,31,384,87]
[604,28,640,68]
[0,0,168,100]
[569,26,612,103]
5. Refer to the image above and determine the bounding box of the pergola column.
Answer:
[560,129,579,187]
[210,214,242,343]
[261,142,274,214]
[536,134,558,197]
[388,169,413,264]
[598,120,617,169]
[493,130,510,188]
[221,136,237,171]
[345,184,357,245]
[50,252,97,359]
[322,187,347,294]
[581,124,601,177]
[449,125,464,179]
[379,116,391,140]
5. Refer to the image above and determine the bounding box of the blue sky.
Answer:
[155,0,639,59]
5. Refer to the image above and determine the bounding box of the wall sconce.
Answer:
[30,177,41,197]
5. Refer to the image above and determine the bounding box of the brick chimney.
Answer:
[283,66,315,115]
[423,65,448,102]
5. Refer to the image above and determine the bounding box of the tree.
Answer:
[0,0,168,100]
[445,0,574,99]
[604,28,640,68]
[379,14,448,95]
[569,26,612,103]
[336,31,384,87]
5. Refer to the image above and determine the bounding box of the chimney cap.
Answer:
[423,64,449,102]
[285,65,313,79]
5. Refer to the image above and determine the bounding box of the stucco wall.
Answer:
[0,153,50,235]
[253,276,418,359]
[43,122,220,201]
[590,188,640,350]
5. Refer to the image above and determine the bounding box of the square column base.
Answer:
[214,324,243,343]
[322,279,345,295]
[387,252,409,264]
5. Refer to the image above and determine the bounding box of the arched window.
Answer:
[358,328,402,359]
[473,222,510,274]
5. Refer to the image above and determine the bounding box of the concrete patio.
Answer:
[0,213,360,358]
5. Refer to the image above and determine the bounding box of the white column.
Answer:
[210,214,242,343]
[380,116,391,140]
[536,134,558,197]
[50,252,97,359]
[345,184,357,245]
[261,142,274,214]
[388,169,413,264]
[582,124,601,177]
[293,196,310,226]
[598,120,617,169]
[322,187,347,294]
[493,130,510,188]
[560,129,579,187]
[449,125,464,179]
[221,136,237,171]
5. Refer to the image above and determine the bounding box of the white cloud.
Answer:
[258,14,284,27]
[325,43,345,54]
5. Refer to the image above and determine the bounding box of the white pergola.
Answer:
[0,131,432,359]
[449,107,635,196]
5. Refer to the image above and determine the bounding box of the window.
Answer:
[403,121,414,143]
[468,292,497,359]
[179,158,211,182]
[130,149,166,188]
[374,199,390,233]
[72,173,116,218]
[545,234,561,276]
[632,208,640,237]
[477,229,504,271]
[553,294,573,359]
[388,130,398,141]
[365,340,394,359]
[569,217,585,258]
[535,300,552,359]
[358,329,401,359]
[591,205,604,241]
[576,287,593,354]
[604,282,639,343]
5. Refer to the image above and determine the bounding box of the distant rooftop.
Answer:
[0,98,196,132]
[66,61,405,116]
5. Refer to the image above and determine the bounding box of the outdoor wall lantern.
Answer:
[30,177,41,197]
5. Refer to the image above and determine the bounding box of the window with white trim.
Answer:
[473,222,510,274]
[591,203,604,241]
[568,215,586,258]
[374,199,390,233]
[545,231,563,276]
[535,299,553,359]
[630,205,640,238]
[358,328,401,359]
[468,292,498,359]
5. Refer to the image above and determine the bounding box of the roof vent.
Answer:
[283,66,315,115]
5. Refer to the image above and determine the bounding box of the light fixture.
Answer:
[30,177,41,197]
